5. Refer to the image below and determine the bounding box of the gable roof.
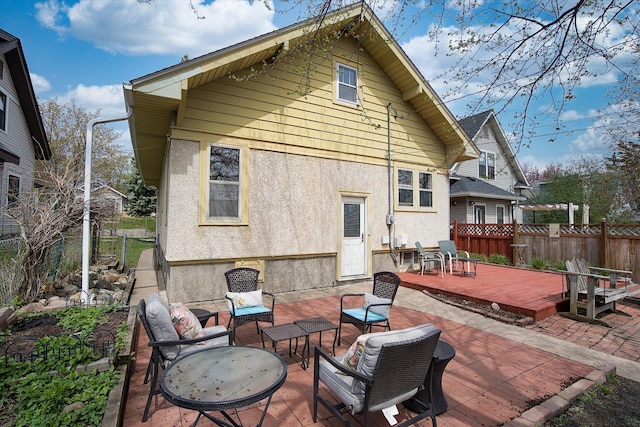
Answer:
[125,3,475,186]
[450,176,525,201]
[0,29,51,161]
[457,110,529,189]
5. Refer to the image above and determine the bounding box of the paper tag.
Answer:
[382,405,399,425]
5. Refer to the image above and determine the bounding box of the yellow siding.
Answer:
[179,37,447,170]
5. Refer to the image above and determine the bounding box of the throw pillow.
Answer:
[225,289,263,311]
[363,293,392,318]
[341,334,369,371]
[170,303,205,340]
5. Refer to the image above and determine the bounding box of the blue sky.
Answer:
[0,0,633,171]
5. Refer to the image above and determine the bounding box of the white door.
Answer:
[341,197,366,277]
[474,205,486,223]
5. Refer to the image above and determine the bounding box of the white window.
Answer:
[208,145,241,219]
[397,169,434,209]
[478,151,495,180]
[336,63,357,104]
[0,91,7,131]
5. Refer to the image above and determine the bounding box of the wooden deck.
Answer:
[399,263,569,321]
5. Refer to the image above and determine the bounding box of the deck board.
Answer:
[399,264,569,321]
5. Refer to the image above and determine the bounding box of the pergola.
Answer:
[518,203,590,225]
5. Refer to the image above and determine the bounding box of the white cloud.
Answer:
[57,84,126,117]
[35,0,277,57]
[30,73,51,94]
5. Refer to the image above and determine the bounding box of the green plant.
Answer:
[11,295,25,309]
[488,254,510,265]
[56,306,112,336]
[554,260,567,270]
[531,257,550,270]
[470,253,488,262]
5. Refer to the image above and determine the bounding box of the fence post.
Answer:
[601,218,608,268]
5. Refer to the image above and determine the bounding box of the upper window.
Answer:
[0,91,7,131]
[336,63,357,105]
[397,169,434,209]
[201,142,248,224]
[7,175,19,207]
[478,151,496,180]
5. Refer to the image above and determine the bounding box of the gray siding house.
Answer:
[450,110,529,224]
[0,29,51,235]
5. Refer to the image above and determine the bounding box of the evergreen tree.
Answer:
[123,160,157,216]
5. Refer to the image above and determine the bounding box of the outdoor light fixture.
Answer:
[469,201,475,206]
[451,200,458,206]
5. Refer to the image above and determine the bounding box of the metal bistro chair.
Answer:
[437,240,470,275]
[338,271,400,346]
[314,324,441,427]
[224,267,275,340]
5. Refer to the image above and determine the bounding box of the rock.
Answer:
[16,302,45,314]
[63,402,84,412]
[491,302,501,311]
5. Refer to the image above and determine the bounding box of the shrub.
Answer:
[470,253,488,262]
[531,257,550,270]
[554,260,567,270]
[488,254,510,265]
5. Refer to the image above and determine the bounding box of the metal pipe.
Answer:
[81,97,133,296]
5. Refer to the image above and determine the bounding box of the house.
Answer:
[449,110,529,224]
[87,182,128,216]
[124,3,476,302]
[0,29,51,236]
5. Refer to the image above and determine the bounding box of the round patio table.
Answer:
[160,346,287,427]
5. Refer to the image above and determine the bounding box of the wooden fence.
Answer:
[451,220,640,283]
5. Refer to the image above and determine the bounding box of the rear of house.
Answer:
[125,4,476,302]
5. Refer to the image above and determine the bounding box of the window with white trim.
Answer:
[336,63,357,104]
[0,91,7,131]
[478,151,496,180]
[208,145,241,219]
[496,205,505,224]
[397,169,434,209]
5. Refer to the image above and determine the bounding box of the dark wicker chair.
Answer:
[224,267,275,339]
[314,324,441,427]
[137,297,231,422]
[338,271,400,346]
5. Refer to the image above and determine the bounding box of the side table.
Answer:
[404,340,456,415]
[459,258,478,278]
[260,323,309,369]
[294,317,338,356]
[189,308,218,328]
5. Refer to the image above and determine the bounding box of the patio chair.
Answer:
[562,258,631,327]
[338,271,400,346]
[416,241,444,277]
[314,324,441,427]
[437,240,470,274]
[224,267,275,340]
[137,295,232,422]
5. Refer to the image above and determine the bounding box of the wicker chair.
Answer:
[338,271,400,346]
[314,324,441,427]
[224,267,275,339]
[137,296,231,422]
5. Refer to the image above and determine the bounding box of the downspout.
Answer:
[387,103,398,266]
[81,87,134,296]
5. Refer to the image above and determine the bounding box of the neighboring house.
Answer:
[0,29,51,236]
[449,110,529,224]
[124,4,476,302]
[89,182,128,216]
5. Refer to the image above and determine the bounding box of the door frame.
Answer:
[337,192,370,279]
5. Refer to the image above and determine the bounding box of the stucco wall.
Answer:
[160,139,451,301]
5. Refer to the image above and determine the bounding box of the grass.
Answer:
[98,236,154,268]
[103,216,156,232]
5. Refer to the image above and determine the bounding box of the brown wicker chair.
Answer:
[338,271,400,346]
[224,267,275,339]
[314,324,441,427]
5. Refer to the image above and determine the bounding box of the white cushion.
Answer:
[145,293,180,360]
[226,289,263,311]
[363,293,392,318]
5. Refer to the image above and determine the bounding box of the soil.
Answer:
[0,310,129,358]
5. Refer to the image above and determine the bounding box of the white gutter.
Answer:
[81,85,134,297]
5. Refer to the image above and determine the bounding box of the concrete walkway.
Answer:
[126,249,640,426]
